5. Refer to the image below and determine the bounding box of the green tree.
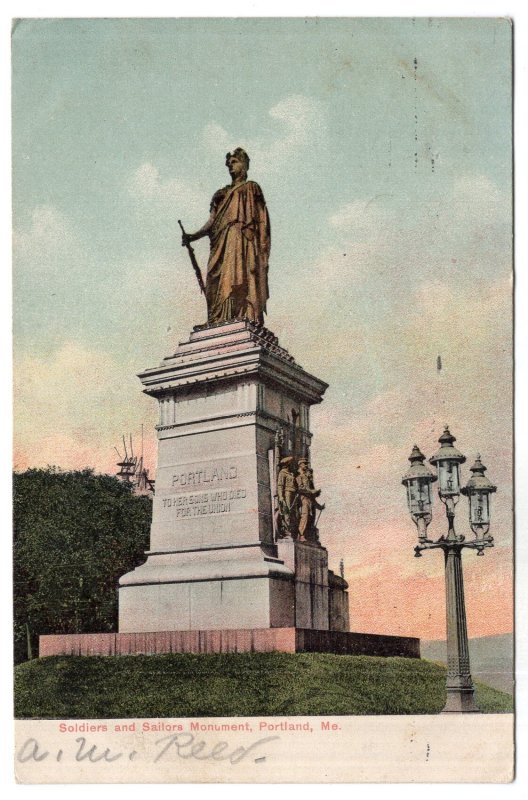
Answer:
[13,468,151,664]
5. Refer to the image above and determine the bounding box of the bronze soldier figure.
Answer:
[296,458,325,542]
[277,456,297,538]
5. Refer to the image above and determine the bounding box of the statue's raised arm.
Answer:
[182,148,271,326]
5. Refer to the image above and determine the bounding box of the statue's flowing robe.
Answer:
[206,180,270,325]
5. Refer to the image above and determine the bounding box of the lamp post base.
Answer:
[442,687,479,713]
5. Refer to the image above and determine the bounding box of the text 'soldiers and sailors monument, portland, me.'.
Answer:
[40,149,419,658]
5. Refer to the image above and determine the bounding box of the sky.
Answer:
[12,17,513,640]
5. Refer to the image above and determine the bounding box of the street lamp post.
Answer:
[402,426,497,713]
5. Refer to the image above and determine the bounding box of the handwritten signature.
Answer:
[17,733,280,766]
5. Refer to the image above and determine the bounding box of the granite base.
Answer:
[39,628,420,658]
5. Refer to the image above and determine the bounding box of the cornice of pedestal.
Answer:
[137,319,328,406]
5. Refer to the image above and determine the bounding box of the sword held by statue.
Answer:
[178,219,206,295]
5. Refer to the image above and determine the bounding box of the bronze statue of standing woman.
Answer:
[181,148,271,326]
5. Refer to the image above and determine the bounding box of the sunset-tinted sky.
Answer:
[12,17,512,640]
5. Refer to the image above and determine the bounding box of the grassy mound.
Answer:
[14,653,513,719]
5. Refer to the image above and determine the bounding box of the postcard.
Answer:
[12,17,513,783]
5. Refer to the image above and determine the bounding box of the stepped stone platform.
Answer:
[39,629,420,658]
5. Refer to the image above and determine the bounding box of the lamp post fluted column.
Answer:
[443,540,476,711]
[402,427,497,714]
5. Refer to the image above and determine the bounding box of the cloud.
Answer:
[267,94,324,155]
[128,162,208,220]
[13,205,96,346]
[14,341,118,432]
[328,173,511,275]
[13,205,78,273]
[201,122,231,154]
[276,171,511,380]
[344,554,512,639]
[302,258,512,619]
[201,94,326,176]
[451,173,506,227]
[329,196,395,236]
[13,342,158,475]
[107,251,206,346]
[313,271,512,462]
[273,221,512,607]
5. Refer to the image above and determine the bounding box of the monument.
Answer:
[40,149,419,658]
[118,147,347,636]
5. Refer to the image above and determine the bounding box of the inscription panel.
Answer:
[161,487,248,519]
[150,448,261,550]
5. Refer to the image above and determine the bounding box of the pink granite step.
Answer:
[39,628,419,658]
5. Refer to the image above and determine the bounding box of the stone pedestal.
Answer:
[118,320,348,633]
[276,539,329,630]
